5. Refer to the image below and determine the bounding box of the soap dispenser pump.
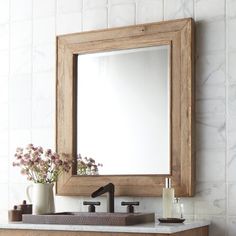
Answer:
[162,178,175,218]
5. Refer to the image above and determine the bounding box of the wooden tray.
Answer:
[158,218,185,223]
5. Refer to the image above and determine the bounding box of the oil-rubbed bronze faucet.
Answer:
[91,183,115,213]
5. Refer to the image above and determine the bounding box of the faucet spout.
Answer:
[91,183,114,213]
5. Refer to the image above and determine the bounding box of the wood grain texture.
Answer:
[56,18,195,197]
[0,226,209,236]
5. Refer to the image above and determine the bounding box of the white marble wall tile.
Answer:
[196,53,225,86]
[8,183,29,207]
[57,0,83,14]
[10,47,31,75]
[10,20,32,49]
[0,50,9,76]
[9,75,31,101]
[56,12,82,35]
[33,0,56,19]
[31,128,54,148]
[228,183,236,216]
[196,20,225,55]
[183,215,195,221]
[33,44,55,73]
[109,0,135,4]
[227,0,236,19]
[136,0,163,24]
[228,84,236,116]
[196,85,225,114]
[84,0,108,9]
[228,18,236,50]
[196,99,225,115]
[196,115,225,150]
[228,52,236,83]
[9,129,31,163]
[0,0,9,24]
[228,217,236,236]
[83,8,108,31]
[195,0,225,21]
[10,0,32,22]
[0,211,7,222]
[32,100,54,129]
[9,100,31,129]
[194,183,226,215]
[0,184,9,211]
[227,150,236,182]
[0,159,8,183]
[55,196,83,212]
[32,72,55,101]
[133,197,161,214]
[0,103,8,131]
[0,24,9,51]
[164,0,194,20]
[228,115,236,150]
[33,17,56,46]
[194,215,226,236]
[196,150,225,182]
[0,77,8,103]
[0,130,8,157]
[109,3,136,27]
[180,198,195,216]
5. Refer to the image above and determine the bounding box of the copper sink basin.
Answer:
[22,212,155,226]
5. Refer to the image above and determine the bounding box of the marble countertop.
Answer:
[0,221,210,234]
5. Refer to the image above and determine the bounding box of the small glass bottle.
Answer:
[172,198,184,218]
[162,178,175,218]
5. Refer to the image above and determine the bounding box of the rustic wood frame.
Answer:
[56,18,195,197]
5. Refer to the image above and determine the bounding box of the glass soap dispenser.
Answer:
[162,178,175,218]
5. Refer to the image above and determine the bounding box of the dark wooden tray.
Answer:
[158,218,185,223]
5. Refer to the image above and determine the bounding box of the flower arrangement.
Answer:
[13,144,72,183]
[77,154,102,175]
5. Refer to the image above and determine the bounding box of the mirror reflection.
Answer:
[76,45,170,175]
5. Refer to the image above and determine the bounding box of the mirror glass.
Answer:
[76,45,170,175]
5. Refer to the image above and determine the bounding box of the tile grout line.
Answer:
[55,0,58,35]
[81,0,84,31]
[107,0,109,28]
[225,0,229,234]
[163,0,165,20]
[55,0,57,152]
[7,0,11,211]
[30,0,34,144]
[192,0,196,20]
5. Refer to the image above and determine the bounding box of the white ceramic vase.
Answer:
[26,183,55,215]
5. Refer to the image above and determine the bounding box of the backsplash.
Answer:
[0,0,234,235]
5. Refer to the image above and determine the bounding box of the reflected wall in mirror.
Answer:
[76,45,170,175]
[56,18,195,197]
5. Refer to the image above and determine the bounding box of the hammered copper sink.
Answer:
[22,212,155,226]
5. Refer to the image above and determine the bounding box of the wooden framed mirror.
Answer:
[56,18,195,197]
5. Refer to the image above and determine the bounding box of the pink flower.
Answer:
[13,144,72,183]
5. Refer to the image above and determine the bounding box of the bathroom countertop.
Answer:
[0,220,210,234]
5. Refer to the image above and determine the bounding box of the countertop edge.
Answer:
[0,221,211,234]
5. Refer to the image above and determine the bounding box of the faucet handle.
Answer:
[121,201,139,213]
[83,201,101,213]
